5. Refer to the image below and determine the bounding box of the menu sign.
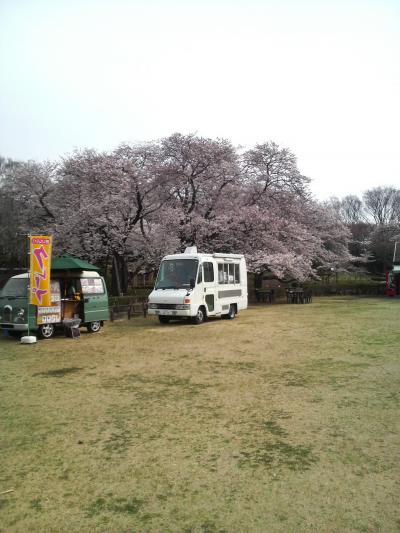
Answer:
[37,280,61,325]
[81,278,104,294]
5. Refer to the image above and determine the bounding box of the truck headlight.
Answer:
[147,303,158,309]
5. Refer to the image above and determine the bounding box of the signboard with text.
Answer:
[29,235,53,307]
[37,280,61,325]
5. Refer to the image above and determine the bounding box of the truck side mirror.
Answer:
[190,278,195,289]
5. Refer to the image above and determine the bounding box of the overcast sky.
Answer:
[1,0,399,200]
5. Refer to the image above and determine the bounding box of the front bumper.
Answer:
[148,309,192,318]
[0,322,30,332]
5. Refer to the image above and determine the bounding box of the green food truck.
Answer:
[0,256,109,339]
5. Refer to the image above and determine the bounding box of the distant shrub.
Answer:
[303,282,385,296]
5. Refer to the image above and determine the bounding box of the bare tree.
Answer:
[325,195,366,224]
[369,223,400,272]
[363,186,400,225]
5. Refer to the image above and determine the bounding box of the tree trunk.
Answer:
[111,253,128,296]
[119,255,128,294]
[111,254,121,296]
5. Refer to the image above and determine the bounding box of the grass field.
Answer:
[1,297,399,532]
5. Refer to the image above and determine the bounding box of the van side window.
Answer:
[218,263,240,284]
[218,264,224,283]
[218,264,228,284]
[81,278,104,294]
[197,267,203,284]
[224,264,229,283]
[218,264,230,284]
[234,264,240,283]
[203,262,214,282]
[228,264,234,283]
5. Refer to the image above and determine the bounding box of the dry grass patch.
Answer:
[0,297,399,532]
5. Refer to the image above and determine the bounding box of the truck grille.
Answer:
[155,303,178,309]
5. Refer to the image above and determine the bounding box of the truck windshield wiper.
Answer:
[156,286,183,290]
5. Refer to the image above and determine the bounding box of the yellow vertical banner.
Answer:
[30,235,53,307]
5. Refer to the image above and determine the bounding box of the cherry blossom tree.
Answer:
[158,133,240,248]
[4,160,57,229]
[0,157,27,268]
[1,134,357,285]
[241,141,310,202]
[55,144,167,293]
[123,136,352,282]
[0,159,59,270]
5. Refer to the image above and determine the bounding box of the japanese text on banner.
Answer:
[30,235,52,307]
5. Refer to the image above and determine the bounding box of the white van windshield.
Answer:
[155,259,199,289]
[1,278,28,298]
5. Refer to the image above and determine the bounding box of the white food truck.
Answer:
[147,247,248,324]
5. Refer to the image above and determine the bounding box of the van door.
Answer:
[202,261,216,315]
[81,277,110,323]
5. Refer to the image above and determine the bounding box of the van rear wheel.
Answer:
[38,323,55,339]
[87,321,101,333]
[226,304,236,320]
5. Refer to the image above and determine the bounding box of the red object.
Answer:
[385,271,393,296]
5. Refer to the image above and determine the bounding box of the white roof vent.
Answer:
[184,246,197,254]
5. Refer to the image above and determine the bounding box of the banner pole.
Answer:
[27,233,31,337]
[20,232,37,344]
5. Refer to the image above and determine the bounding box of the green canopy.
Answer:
[51,255,100,271]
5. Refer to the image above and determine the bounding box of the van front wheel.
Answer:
[87,321,101,333]
[38,323,55,339]
[192,307,205,325]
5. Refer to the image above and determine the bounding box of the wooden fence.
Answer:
[109,300,148,322]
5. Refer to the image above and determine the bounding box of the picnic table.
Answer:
[286,288,312,304]
[255,289,274,303]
